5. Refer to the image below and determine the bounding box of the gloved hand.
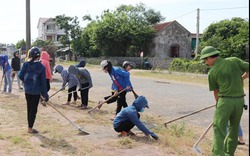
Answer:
[44,93,49,102]
[60,87,65,91]
[150,133,158,140]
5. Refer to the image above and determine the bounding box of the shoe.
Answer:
[128,131,136,136]
[118,131,128,137]
[62,102,70,105]
[28,129,39,134]
[238,141,245,145]
[72,101,77,105]
[1,91,6,94]
[80,105,87,109]
[97,101,103,109]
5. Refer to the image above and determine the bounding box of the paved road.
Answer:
[52,67,249,143]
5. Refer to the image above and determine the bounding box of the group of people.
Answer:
[99,60,158,139]
[0,51,22,94]
[0,44,248,154]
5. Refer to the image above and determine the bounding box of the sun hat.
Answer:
[100,60,108,69]
[200,46,220,60]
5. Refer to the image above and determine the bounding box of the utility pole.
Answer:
[195,8,200,56]
[26,0,31,52]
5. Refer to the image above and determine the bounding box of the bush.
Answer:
[169,58,209,74]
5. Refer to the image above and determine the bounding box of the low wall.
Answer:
[76,57,174,69]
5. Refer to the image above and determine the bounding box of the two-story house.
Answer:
[37,18,66,47]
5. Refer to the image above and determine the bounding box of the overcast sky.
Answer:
[0,0,248,44]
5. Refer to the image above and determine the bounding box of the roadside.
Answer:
[0,65,248,156]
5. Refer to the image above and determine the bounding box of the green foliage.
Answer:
[32,39,55,48]
[169,123,186,138]
[200,17,249,60]
[15,39,26,49]
[54,15,82,60]
[10,136,23,145]
[169,58,209,74]
[80,3,164,57]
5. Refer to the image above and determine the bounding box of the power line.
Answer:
[167,10,196,21]
[201,6,248,11]
[166,6,248,21]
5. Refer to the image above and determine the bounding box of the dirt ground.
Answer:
[0,68,249,156]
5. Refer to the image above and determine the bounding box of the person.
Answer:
[113,95,158,140]
[100,60,132,119]
[68,65,92,109]
[0,54,12,94]
[54,65,79,105]
[237,124,245,145]
[18,47,49,134]
[74,59,86,99]
[11,51,23,89]
[75,59,86,68]
[100,60,132,114]
[40,50,53,94]
[226,123,245,145]
[24,49,31,62]
[200,46,249,155]
[122,61,135,95]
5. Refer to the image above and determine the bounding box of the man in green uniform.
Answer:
[200,46,249,156]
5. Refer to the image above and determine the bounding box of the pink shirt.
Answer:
[40,51,53,81]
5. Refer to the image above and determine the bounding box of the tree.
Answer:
[81,3,165,57]
[54,15,82,60]
[200,17,249,60]
[31,39,55,48]
[16,39,26,50]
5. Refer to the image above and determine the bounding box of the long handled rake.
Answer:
[46,102,89,135]
[42,85,89,135]
[164,104,215,127]
[40,85,68,106]
[131,89,139,99]
[192,121,213,154]
[87,88,127,113]
[57,86,89,98]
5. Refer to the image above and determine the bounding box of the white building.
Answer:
[37,18,66,47]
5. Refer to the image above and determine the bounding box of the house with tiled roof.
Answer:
[37,18,66,47]
[149,20,193,58]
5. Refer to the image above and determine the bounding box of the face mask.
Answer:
[140,108,145,112]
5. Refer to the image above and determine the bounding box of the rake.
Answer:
[192,121,213,154]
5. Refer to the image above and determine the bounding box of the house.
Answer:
[37,18,66,47]
[0,43,17,56]
[150,20,193,59]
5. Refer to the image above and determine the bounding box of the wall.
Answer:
[76,57,173,69]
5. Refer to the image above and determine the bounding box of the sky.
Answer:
[0,0,249,45]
